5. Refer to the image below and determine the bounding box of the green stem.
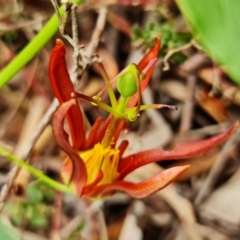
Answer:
[0,0,86,89]
[116,96,129,114]
[0,8,62,88]
[96,62,118,108]
[75,92,124,118]
[0,147,74,194]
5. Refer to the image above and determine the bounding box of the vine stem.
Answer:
[0,6,63,88]
[0,147,73,194]
[0,0,85,88]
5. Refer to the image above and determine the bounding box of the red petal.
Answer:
[95,114,112,144]
[137,38,161,71]
[49,39,85,149]
[82,118,103,150]
[118,140,129,159]
[52,99,87,195]
[86,165,189,198]
[118,121,239,178]
[128,38,161,107]
[82,171,104,196]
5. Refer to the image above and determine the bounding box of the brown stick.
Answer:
[180,74,197,133]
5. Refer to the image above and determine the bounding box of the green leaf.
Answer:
[0,147,73,194]
[0,0,83,88]
[30,214,47,229]
[176,0,240,85]
[0,221,20,240]
[26,183,44,204]
[132,21,192,57]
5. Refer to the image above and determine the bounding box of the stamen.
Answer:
[95,55,111,84]
[74,92,117,115]
[96,77,118,98]
[139,104,178,111]
[80,143,120,185]
[95,55,118,107]
[91,96,101,106]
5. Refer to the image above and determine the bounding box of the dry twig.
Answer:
[163,40,201,71]
[180,74,197,133]
[60,200,104,239]
[195,126,240,205]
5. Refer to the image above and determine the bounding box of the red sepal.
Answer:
[118,140,129,159]
[82,171,104,196]
[53,99,87,195]
[85,165,189,198]
[128,38,161,107]
[82,118,103,150]
[118,121,239,178]
[49,39,85,149]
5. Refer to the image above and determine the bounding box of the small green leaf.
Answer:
[132,21,192,58]
[26,183,43,204]
[76,220,85,231]
[1,32,18,43]
[132,25,143,39]
[30,214,47,229]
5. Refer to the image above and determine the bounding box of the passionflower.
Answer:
[49,39,239,198]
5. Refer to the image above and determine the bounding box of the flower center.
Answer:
[80,143,120,185]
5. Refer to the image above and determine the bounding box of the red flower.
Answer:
[49,39,239,198]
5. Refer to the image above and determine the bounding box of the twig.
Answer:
[178,53,208,75]
[51,191,63,240]
[60,214,83,240]
[14,96,47,157]
[0,58,38,138]
[77,6,108,79]
[50,0,75,47]
[0,97,54,212]
[180,74,197,133]
[186,122,230,141]
[21,98,59,160]
[209,64,222,97]
[85,7,107,57]
[60,200,104,239]
[194,126,240,205]
[50,0,84,80]
[163,40,200,71]
[141,87,173,147]
[118,203,142,240]
[96,209,109,240]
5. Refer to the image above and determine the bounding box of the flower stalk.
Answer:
[0,147,73,193]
